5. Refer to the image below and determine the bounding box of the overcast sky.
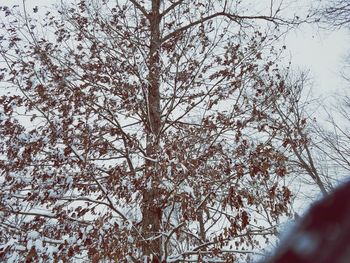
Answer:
[1,0,349,99]
[286,25,349,96]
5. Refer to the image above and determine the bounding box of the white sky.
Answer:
[1,0,349,98]
[286,24,350,97]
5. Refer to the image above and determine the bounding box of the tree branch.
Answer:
[161,0,185,18]
[162,11,295,43]
[128,0,149,18]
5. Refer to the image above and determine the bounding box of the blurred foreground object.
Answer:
[264,180,350,263]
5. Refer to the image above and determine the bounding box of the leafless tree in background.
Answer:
[301,0,350,192]
[313,95,350,182]
[317,0,350,29]
[269,73,330,196]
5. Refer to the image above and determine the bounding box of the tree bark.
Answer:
[142,0,162,261]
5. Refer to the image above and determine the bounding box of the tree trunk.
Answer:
[142,0,162,261]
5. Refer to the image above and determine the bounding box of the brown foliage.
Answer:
[0,0,303,262]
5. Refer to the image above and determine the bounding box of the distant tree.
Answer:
[317,0,350,29]
[266,73,330,196]
[273,74,349,197]
[0,0,303,262]
[312,95,350,184]
[301,0,350,193]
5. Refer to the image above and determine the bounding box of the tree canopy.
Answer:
[0,0,307,262]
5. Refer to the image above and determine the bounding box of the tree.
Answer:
[312,95,350,185]
[317,0,350,29]
[268,73,331,196]
[295,0,350,193]
[1,1,303,261]
[317,0,350,174]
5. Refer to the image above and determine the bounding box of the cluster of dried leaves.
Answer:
[0,0,309,262]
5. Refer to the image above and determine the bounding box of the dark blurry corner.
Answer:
[261,180,350,263]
